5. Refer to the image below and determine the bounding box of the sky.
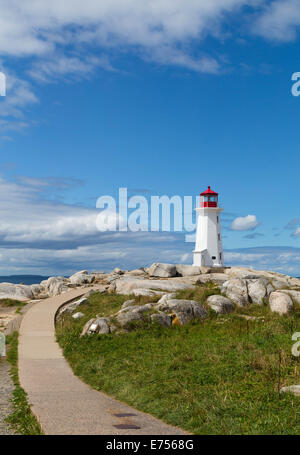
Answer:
[0,0,300,276]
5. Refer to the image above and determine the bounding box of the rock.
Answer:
[151,312,172,327]
[59,297,88,315]
[271,279,289,290]
[206,295,235,314]
[157,293,177,305]
[132,289,165,297]
[118,303,153,314]
[0,283,33,301]
[147,263,177,278]
[75,270,88,275]
[113,267,124,275]
[175,264,203,276]
[125,268,146,276]
[247,278,268,305]
[72,312,84,319]
[41,277,69,296]
[30,284,44,298]
[196,273,228,286]
[115,310,143,327]
[288,277,300,287]
[280,385,300,396]
[69,272,95,286]
[222,279,249,307]
[279,290,300,304]
[121,299,136,309]
[80,317,110,336]
[269,291,294,315]
[157,299,208,325]
[113,277,194,295]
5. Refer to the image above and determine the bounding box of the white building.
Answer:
[193,186,224,268]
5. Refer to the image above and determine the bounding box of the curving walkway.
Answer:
[19,288,186,435]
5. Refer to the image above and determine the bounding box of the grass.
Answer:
[0,298,26,309]
[56,287,300,435]
[5,332,43,435]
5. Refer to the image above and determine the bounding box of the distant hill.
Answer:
[0,275,49,285]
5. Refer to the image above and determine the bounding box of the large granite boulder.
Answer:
[40,276,69,296]
[81,317,110,336]
[132,288,165,297]
[222,279,249,307]
[157,293,177,305]
[112,277,194,295]
[157,299,208,325]
[269,291,294,315]
[279,290,300,304]
[30,284,45,298]
[115,310,143,327]
[0,283,33,301]
[69,271,95,286]
[175,264,203,276]
[151,312,172,327]
[59,297,88,315]
[147,263,177,278]
[271,279,290,290]
[247,278,268,305]
[206,295,235,314]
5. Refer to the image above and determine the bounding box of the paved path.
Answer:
[0,358,16,434]
[19,288,186,435]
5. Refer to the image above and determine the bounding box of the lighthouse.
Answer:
[193,186,224,268]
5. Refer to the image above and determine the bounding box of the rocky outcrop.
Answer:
[157,299,208,325]
[81,317,111,336]
[222,279,249,307]
[111,277,194,295]
[147,263,177,278]
[69,271,95,286]
[206,295,235,314]
[40,277,69,296]
[175,264,203,276]
[59,297,88,315]
[0,283,33,301]
[269,291,294,315]
[247,278,268,305]
[151,312,172,327]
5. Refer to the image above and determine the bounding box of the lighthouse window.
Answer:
[217,216,219,222]
[212,256,216,260]
[220,253,222,260]
[218,233,221,241]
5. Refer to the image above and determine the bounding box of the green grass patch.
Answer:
[56,289,300,435]
[0,298,26,309]
[5,332,43,435]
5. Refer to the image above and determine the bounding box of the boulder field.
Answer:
[34,262,300,337]
[2,264,300,314]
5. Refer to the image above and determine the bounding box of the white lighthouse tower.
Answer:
[193,186,224,268]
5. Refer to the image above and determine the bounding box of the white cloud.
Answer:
[253,0,300,42]
[230,214,259,231]
[0,175,190,274]
[1,1,299,131]
[293,227,300,237]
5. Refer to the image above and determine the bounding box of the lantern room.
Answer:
[200,186,218,208]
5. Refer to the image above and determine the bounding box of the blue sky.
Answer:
[0,0,300,276]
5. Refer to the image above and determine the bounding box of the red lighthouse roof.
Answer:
[200,185,218,196]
